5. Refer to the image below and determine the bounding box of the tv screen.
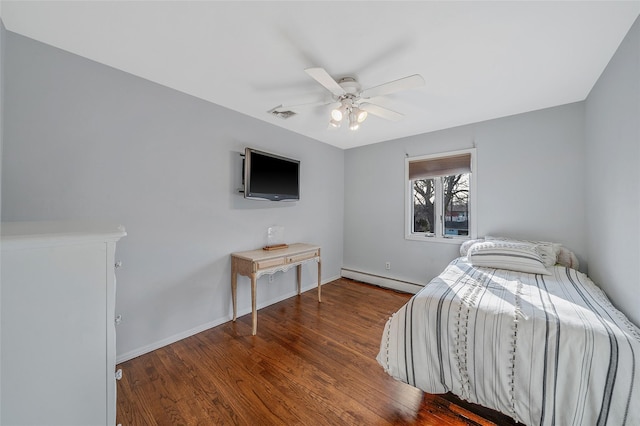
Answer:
[244,148,300,201]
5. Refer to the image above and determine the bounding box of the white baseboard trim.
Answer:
[116,317,230,365]
[340,268,423,294]
[116,275,340,364]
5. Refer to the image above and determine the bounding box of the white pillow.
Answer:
[484,235,560,267]
[557,247,579,269]
[468,241,551,275]
[460,238,484,257]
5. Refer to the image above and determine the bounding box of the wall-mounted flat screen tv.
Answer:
[244,148,300,201]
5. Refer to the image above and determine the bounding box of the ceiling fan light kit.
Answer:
[271,67,425,131]
[355,108,368,123]
[348,112,360,131]
[330,97,368,131]
[331,102,349,121]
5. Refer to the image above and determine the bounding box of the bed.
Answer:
[377,239,640,426]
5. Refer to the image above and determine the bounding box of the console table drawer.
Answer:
[287,250,319,264]
[257,257,286,270]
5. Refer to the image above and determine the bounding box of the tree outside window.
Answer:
[412,174,469,236]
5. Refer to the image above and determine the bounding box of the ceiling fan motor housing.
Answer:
[337,77,361,96]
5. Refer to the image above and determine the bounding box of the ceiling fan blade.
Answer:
[361,74,425,98]
[359,103,404,121]
[304,67,346,97]
[271,100,334,112]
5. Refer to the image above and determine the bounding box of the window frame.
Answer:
[405,148,477,243]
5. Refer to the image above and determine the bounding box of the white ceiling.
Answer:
[2,1,639,150]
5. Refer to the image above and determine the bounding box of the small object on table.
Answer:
[263,243,289,251]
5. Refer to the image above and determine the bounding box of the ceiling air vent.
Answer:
[268,106,297,120]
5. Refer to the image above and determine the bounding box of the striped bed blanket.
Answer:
[377,258,640,426]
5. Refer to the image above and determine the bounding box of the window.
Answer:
[406,149,476,241]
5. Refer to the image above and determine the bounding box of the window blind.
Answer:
[408,153,471,180]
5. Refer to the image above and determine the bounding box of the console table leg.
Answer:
[251,273,257,335]
[317,259,322,302]
[231,269,237,322]
[296,264,302,295]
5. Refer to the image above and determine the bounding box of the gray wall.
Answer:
[585,16,640,326]
[344,103,586,287]
[0,18,5,420]
[2,32,344,361]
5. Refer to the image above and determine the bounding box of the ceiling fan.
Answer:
[270,67,425,131]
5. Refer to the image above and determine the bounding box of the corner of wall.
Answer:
[584,14,640,326]
[0,15,5,423]
[1,18,5,216]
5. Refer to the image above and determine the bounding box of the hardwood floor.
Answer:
[116,278,517,425]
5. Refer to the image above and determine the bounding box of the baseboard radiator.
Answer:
[340,268,423,294]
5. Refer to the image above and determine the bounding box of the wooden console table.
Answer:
[231,243,321,335]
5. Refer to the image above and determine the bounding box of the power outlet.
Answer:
[385,262,391,270]
[268,274,275,283]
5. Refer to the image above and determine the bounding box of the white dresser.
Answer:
[1,221,126,426]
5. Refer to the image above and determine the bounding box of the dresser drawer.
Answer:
[257,257,286,270]
[287,250,319,264]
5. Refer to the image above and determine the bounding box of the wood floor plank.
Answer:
[117,278,517,425]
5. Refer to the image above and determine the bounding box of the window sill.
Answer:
[405,234,468,245]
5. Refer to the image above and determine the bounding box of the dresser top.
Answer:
[1,221,127,248]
